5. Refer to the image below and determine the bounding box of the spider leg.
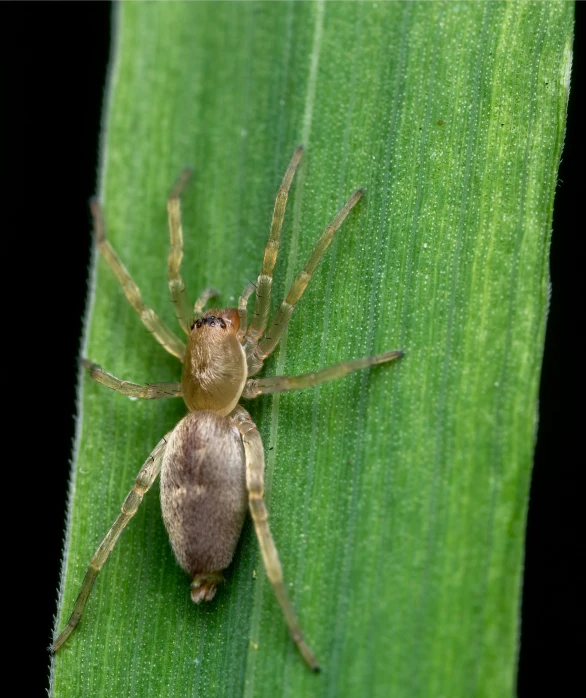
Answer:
[192,287,220,322]
[241,350,403,398]
[91,200,186,361]
[167,168,195,335]
[243,146,304,350]
[231,406,319,671]
[237,282,256,342]
[51,433,170,653]
[255,189,364,362]
[83,360,183,399]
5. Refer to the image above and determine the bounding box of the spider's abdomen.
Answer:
[182,308,247,416]
[160,410,248,602]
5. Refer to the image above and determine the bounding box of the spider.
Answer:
[52,146,403,670]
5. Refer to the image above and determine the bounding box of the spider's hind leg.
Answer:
[51,433,170,652]
[230,405,320,671]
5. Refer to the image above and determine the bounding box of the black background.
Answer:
[22,3,579,695]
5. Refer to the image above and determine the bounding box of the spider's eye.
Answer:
[193,315,228,330]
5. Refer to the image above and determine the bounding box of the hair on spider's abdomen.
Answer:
[160,411,248,580]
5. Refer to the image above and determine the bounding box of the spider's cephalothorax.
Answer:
[183,308,246,415]
[52,146,403,671]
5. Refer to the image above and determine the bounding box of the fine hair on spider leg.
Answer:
[52,146,403,672]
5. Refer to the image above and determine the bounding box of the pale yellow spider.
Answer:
[52,146,403,670]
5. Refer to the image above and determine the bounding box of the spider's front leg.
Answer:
[255,188,363,364]
[90,200,186,361]
[241,146,304,364]
[239,145,364,374]
[167,168,195,335]
[230,405,320,671]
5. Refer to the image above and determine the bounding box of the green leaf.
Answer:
[51,2,572,696]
